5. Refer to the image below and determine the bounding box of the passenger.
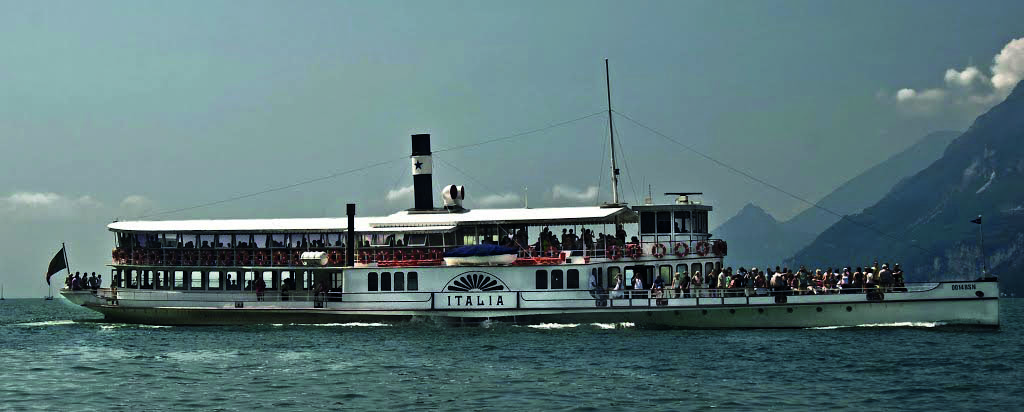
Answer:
[865,266,877,289]
[893,264,906,291]
[690,271,702,297]
[71,273,81,291]
[670,273,682,298]
[609,275,624,299]
[852,267,864,291]
[879,263,894,292]
[652,274,666,298]
[561,229,569,251]
[680,271,690,298]
[632,274,645,298]
[718,269,728,296]
[615,224,627,245]
[255,277,266,301]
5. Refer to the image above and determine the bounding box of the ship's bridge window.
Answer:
[656,212,671,233]
[640,212,655,233]
[674,212,690,233]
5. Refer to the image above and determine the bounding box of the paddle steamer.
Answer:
[61,64,999,327]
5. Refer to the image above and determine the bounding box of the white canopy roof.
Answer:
[107,206,635,233]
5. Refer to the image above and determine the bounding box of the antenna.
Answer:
[606,59,621,205]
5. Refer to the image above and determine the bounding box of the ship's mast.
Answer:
[605,58,621,205]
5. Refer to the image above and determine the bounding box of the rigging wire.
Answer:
[611,109,944,258]
[133,110,605,220]
[433,110,606,154]
[135,157,406,219]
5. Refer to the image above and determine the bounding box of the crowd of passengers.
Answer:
[64,272,103,291]
[500,225,634,255]
[603,262,906,299]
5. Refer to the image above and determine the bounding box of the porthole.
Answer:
[701,309,708,315]
[729,309,736,314]
[786,307,793,313]
[757,308,764,314]
[816,307,823,312]
[846,306,853,312]
[976,291,985,298]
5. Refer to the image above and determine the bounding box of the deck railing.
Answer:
[73,282,944,310]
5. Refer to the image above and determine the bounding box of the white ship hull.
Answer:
[61,279,998,328]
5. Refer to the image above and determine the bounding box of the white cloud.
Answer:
[552,184,599,202]
[0,192,103,219]
[119,195,155,215]
[475,193,520,207]
[386,185,414,202]
[892,37,1024,115]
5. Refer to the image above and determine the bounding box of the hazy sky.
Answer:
[2,1,1023,296]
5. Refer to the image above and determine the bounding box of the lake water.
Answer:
[0,298,1019,411]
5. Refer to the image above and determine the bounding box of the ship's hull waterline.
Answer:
[61,280,998,328]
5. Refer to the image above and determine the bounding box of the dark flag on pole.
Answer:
[45,246,68,285]
[971,216,983,224]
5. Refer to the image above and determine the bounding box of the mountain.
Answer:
[713,203,806,268]
[783,130,960,238]
[714,130,959,268]
[791,81,1024,293]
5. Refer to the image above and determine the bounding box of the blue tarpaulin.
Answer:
[443,244,518,257]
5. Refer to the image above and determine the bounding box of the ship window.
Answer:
[659,265,671,285]
[567,269,580,289]
[173,271,185,289]
[225,271,239,290]
[406,235,427,247]
[705,262,714,276]
[656,212,672,233]
[281,271,292,290]
[253,234,268,249]
[191,271,203,289]
[607,266,620,289]
[624,267,636,288]
[381,272,392,291]
[674,212,689,233]
[535,270,548,289]
[368,272,378,291]
[715,262,722,272]
[262,271,274,290]
[327,233,342,248]
[407,272,418,291]
[676,264,688,277]
[551,270,564,289]
[426,233,443,247]
[209,271,221,290]
[199,234,214,249]
[640,212,656,233]
[394,272,405,291]
[691,263,701,276]
[242,271,256,290]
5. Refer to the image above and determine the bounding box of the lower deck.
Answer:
[62,279,1000,328]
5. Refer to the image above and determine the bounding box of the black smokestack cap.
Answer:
[411,134,433,210]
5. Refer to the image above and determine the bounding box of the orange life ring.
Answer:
[674,242,690,257]
[651,243,667,258]
[695,241,710,256]
[607,246,623,260]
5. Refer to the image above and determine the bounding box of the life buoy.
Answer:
[651,243,667,258]
[674,242,690,257]
[695,241,710,256]
[607,246,623,260]
[625,244,642,259]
